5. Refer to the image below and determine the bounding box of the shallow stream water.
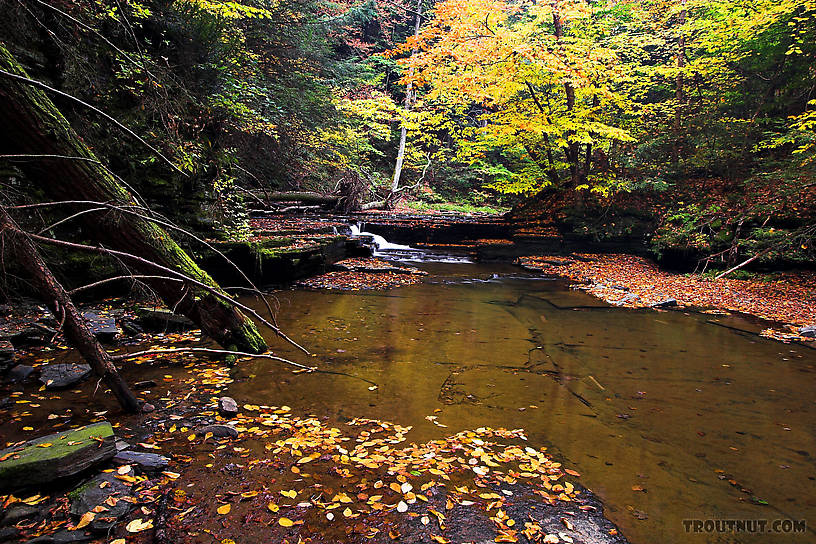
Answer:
[231,260,816,544]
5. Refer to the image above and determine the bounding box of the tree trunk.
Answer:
[391,0,424,198]
[0,44,266,354]
[674,0,687,163]
[552,0,580,187]
[0,206,141,413]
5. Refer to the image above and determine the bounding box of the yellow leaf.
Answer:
[126,518,154,533]
[267,502,279,513]
[343,507,353,517]
[278,517,294,527]
[281,490,297,499]
[217,504,231,515]
[76,511,95,529]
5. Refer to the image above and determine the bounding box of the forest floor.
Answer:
[517,253,816,343]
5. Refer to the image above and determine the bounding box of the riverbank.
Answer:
[517,253,816,343]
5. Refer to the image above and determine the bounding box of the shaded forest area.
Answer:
[0,0,813,272]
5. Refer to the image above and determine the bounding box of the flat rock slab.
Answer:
[39,363,92,389]
[0,422,115,493]
[69,473,133,532]
[81,312,119,343]
[113,450,170,472]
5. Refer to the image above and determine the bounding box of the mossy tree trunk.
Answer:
[0,43,266,354]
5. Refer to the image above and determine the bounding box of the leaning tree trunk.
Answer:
[0,206,141,412]
[0,44,266,354]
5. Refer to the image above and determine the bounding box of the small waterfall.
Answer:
[348,223,473,264]
[349,224,412,251]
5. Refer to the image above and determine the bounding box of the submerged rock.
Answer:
[39,363,92,389]
[0,422,116,493]
[218,396,239,416]
[5,364,34,384]
[69,473,133,532]
[113,450,170,472]
[649,298,677,308]
[197,424,238,438]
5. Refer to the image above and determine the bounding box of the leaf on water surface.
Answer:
[217,504,231,515]
[397,501,408,513]
[278,517,295,527]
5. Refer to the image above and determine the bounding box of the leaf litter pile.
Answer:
[298,258,427,291]
[518,253,816,342]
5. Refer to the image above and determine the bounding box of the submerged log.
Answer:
[0,44,266,354]
[0,206,140,412]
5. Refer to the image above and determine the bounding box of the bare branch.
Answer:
[16,229,310,354]
[111,346,315,371]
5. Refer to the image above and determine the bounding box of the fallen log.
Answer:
[0,206,140,412]
[0,44,266,354]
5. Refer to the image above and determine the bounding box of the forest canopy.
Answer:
[1,0,814,262]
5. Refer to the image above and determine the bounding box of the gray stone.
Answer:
[6,365,34,384]
[197,424,238,438]
[82,312,118,344]
[1,504,39,526]
[649,298,677,308]
[798,325,816,338]
[69,473,132,532]
[0,422,116,493]
[39,363,92,389]
[10,324,57,348]
[218,396,239,416]
[113,450,170,472]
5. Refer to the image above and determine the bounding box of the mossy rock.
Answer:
[0,422,115,493]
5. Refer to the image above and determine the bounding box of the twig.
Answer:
[69,274,183,295]
[111,347,316,371]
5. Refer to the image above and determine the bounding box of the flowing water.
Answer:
[231,259,816,544]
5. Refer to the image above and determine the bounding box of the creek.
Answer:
[230,249,816,544]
